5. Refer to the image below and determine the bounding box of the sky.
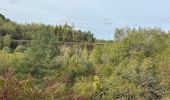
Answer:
[0,0,170,40]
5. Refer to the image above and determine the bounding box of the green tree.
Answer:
[17,29,59,79]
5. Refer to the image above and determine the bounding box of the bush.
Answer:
[15,45,26,52]
[2,46,11,53]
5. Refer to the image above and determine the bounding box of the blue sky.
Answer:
[0,0,170,40]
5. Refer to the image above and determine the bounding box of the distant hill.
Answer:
[0,14,95,49]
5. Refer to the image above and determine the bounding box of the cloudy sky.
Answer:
[0,0,170,39]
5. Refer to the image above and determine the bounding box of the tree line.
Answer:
[0,14,95,49]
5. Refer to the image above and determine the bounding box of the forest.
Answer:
[0,13,170,100]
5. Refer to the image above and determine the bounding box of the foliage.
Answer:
[1,14,170,99]
[0,14,95,49]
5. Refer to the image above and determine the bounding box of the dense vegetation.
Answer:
[0,14,95,49]
[0,14,170,100]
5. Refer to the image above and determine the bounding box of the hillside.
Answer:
[0,14,170,99]
[0,14,95,49]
